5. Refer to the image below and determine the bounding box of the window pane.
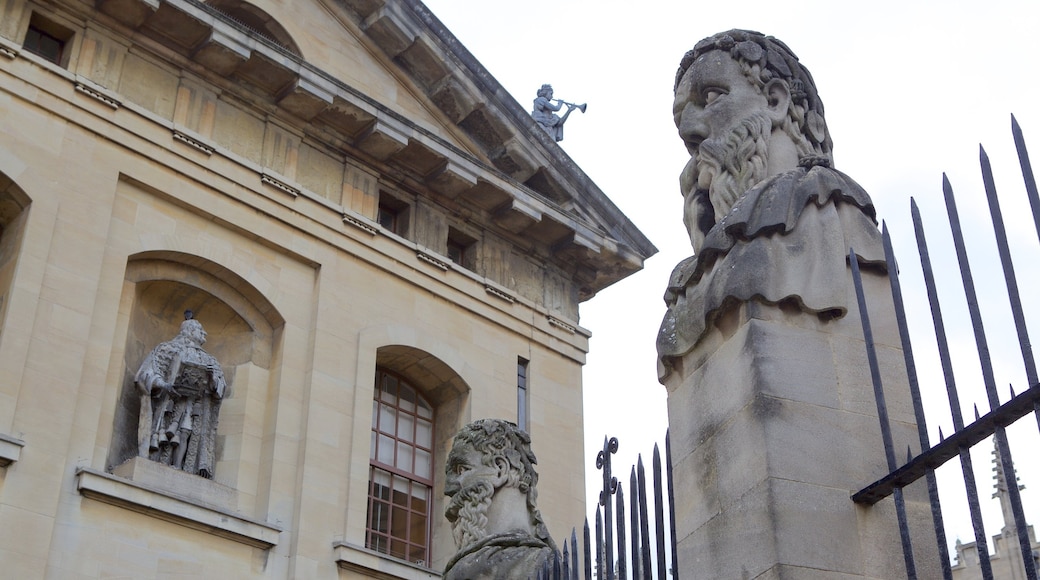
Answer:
[409,541,426,566]
[390,537,407,560]
[377,434,394,465]
[372,468,390,495]
[397,412,414,442]
[367,532,386,554]
[399,383,416,413]
[411,482,429,512]
[414,449,431,479]
[417,398,432,419]
[378,403,395,434]
[396,441,413,472]
[370,430,376,460]
[416,419,432,448]
[381,374,397,403]
[369,500,389,533]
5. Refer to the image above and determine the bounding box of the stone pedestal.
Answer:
[662,270,940,578]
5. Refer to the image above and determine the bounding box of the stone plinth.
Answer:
[662,270,940,578]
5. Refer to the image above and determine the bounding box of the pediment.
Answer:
[95,0,656,297]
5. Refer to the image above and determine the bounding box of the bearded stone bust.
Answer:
[658,30,886,377]
[442,419,555,580]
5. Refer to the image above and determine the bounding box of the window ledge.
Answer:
[0,36,18,59]
[75,466,281,549]
[0,433,25,467]
[333,541,441,580]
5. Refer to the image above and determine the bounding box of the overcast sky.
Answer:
[422,0,1040,562]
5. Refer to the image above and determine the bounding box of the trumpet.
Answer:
[553,99,587,113]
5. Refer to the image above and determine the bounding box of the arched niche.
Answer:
[109,251,284,511]
[0,170,31,339]
[204,0,301,56]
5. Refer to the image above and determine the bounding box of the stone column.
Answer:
[662,267,940,578]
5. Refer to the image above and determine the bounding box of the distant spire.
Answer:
[992,439,1025,533]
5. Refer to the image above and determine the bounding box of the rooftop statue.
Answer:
[658,30,885,376]
[134,311,227,478]
[532,84,585,142]
[443,419,556,579]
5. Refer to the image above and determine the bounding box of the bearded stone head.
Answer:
[443,419,554,552]
[673,30,831,252]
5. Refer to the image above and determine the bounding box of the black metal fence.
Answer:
[539,433,677,580]
[852,115,1040,580]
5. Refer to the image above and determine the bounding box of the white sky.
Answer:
[422,0,1040,565]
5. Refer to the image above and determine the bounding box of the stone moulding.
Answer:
[416,251,449,271]
[484,284,516,304]
[333,541,441,580]
[74,81,121,109]
[75,467,281,549]
[260,171,301,197]
[0,36,18,59]
[547,315,577,334]
[0,433,26,467]
[343,213,379,235]
[172,130,215,155]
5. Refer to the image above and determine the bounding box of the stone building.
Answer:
[952,446,1040,580]
[0,0,654,578]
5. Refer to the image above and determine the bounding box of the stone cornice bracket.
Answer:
[96,0,160,29]
[0,433,25,467]
[360,3,421,58]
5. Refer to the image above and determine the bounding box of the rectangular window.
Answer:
[517,357,529,430]
[447,227,476,270]
[377,194,409,237]
[23,14,73,67]
[377,203,399,232]
[366,368,433,567]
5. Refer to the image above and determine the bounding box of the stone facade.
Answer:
[0,1,654,578]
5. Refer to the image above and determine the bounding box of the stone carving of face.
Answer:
[674,50,783,248]
[444,442,503,549]
[181,320,207,346]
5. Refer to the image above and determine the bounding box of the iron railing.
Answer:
[539,433,677,580]
[852,115,1040,580]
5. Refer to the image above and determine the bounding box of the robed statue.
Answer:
[135,312,227,478]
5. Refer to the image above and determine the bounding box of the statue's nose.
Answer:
[678,105,708,152]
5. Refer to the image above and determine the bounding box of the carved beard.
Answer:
[444,480,495,550]
[690,111,772,225]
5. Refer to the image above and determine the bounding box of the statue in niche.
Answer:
[532,84,582,142]
[443,419,556,579]
[658,30,886,374]
[134,310,227,478]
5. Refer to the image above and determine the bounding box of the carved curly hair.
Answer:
[675,29,832,161]
[451,419,557,550]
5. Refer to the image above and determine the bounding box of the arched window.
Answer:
[367,368,435,566]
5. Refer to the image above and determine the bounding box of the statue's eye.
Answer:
[454,464,469,476]
[703,88,725,105]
